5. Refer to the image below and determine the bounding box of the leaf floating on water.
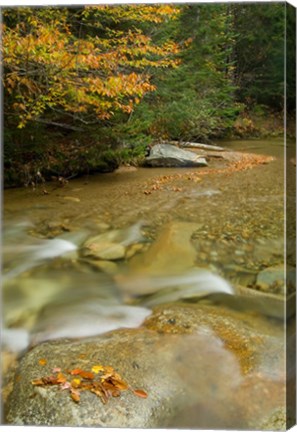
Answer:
[133,389,148,398]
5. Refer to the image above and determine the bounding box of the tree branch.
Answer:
[34,118,85,131]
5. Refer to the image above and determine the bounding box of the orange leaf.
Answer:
[110,378,129,391]
[70,389,80,403]
[79,371,95,380]
[32,375,59,386]
[38,358,47,366]
[70,368,84,375]
[70,369,94,380]
[56,372,67,384]
[133,389,148,398]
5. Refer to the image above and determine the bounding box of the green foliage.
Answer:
[142,4,241,141]
[232,3,285,109]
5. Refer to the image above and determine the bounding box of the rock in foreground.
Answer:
[6,303,285,429]
[144,144,208,167]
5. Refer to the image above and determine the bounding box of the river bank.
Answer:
[4,111,294,189]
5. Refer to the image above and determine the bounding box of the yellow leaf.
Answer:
[91,365,105,374]
[71,378,81,388]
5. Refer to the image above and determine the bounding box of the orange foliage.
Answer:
[32,363,148,405]
[2,6,180,128]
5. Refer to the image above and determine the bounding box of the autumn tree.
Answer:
[2,5,180,129]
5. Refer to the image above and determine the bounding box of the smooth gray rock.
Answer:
[145,144,208,167]
[6,303,285,429]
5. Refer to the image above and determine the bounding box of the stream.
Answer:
[2,139,295,428]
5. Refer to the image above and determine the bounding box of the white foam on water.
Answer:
[119,269,234,296]
[31,302,151,345]
[3,238,77,281]
[1,327,30,352]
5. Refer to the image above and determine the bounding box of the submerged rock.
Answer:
[3,269,120,344]
[82,241,126,260]
[85,259,118,274]
[82,222,146,261]
[6,303,285,429]
[256,264,295,295]
[127,221,202,281]
[144,144,208,168]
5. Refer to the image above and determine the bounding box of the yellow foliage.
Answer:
[2,6,180,128]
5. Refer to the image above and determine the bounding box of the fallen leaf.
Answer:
[70,388,80,403]
[38,358,47,366]
[110,377,129,391]
[60,382,71,390]
[70,368,84,376]
[91,365,105,374]
[56,372,67,384]
[133,389,148,398]
[70,369,94,380]
[100,366,116,380]
[32,375,59,386]
[31,364,148,405]
[90,385,109,404]
[71,378,81,388]
[80,371,95,380]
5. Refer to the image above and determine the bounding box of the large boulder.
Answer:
[6,303,285,429]
[144,144,208,167]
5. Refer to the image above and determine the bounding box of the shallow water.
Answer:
[3,138,293,428]
[2,139,288,343]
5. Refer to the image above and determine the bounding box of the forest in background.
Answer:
[2,3,296,187]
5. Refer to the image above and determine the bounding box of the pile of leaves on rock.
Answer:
[32,363,148,404]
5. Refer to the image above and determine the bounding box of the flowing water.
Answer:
[2,140,288,343]
[2,139,294,426]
